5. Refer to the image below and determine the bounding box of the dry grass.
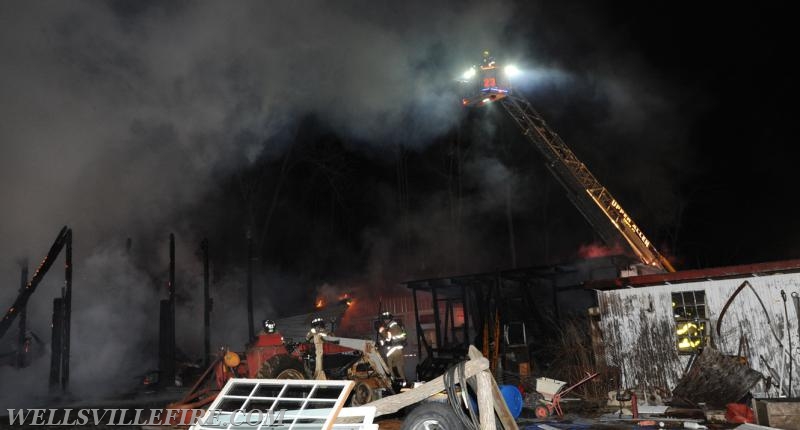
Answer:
[530,317,616,407]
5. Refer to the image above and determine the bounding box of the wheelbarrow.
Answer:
[533,371,599,418]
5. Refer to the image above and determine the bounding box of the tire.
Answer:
[401,402,461,430]
[349,381,374,406]
[256,354,305,379]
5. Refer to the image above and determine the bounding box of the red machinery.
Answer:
[161,332,396,426]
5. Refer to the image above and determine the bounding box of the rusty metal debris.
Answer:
[672,347,762,407]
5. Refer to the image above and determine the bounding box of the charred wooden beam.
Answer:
[169,233,176,355]
[158,299,174,385]
[0,226,69,339]
[49,298,64,390]
[61,229,72,391]
[16,263,28,368]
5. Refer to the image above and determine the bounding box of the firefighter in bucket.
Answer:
[377,311,407,384]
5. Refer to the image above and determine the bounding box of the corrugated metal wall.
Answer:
[598,272,800,397]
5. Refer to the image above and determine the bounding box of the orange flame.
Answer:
[577,242,625,259]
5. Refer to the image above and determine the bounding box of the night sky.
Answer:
[0,1,797,402]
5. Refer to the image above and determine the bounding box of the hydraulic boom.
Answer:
[500,94,675,272]
[461,52,674,272]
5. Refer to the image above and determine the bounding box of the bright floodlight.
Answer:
[505,64,520,77]
[462,67,476,80]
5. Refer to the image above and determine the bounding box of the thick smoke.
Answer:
[0,0,517,402]
[0,0,699,404]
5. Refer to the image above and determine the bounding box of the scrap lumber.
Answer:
[672,346,762,407]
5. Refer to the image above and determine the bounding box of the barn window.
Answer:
[672,290,707,354]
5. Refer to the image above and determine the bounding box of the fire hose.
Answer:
[443,361,480,430]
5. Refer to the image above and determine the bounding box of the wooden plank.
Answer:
[764,401,800,430]
[765,401,800,416]
[365,356,490,416]
[468,346,519,430]
[489,378,519,430]
[314,334,327,380]
[477,366,496,430]
[768,416,800,430]
[324,382,354,430]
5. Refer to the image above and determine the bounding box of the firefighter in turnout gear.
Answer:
[306,317,330,341]
[377,311,407,383]
[259,319,284,346]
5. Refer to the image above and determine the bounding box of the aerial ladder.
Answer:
[462,52,675,272]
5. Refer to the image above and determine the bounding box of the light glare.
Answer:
[462,68,476,80]
[505,64,520,77]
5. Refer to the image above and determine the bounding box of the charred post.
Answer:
[0,226,69,339]
[201,238,211,367]
[158,299,173,386]
[61,228,72,391]
[16,262,28,368]
[49,298,63,390]
[246,231,255,341]
[167,233,176,385]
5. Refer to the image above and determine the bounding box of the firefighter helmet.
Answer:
[311,317,325,329]
[380,311,393,321]
[263,319,277,333]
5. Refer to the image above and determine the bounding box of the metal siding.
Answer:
[599,272,800,397]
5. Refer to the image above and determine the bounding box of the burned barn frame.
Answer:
[405,256,633,381]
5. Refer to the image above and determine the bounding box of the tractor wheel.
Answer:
[349,381,373,406]
[401,402,460,430]
[256,355,305,380]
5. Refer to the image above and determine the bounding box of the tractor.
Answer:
[162,330,398,426]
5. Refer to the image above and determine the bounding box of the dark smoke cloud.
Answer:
[0,0,707,405]
[0,0,517,401]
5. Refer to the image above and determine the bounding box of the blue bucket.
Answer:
[498,384,523,418]
[469,384,524,419]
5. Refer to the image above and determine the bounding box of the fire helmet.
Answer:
[380,311,393,321]
[263,319,277,333]
[311,317,325,329]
